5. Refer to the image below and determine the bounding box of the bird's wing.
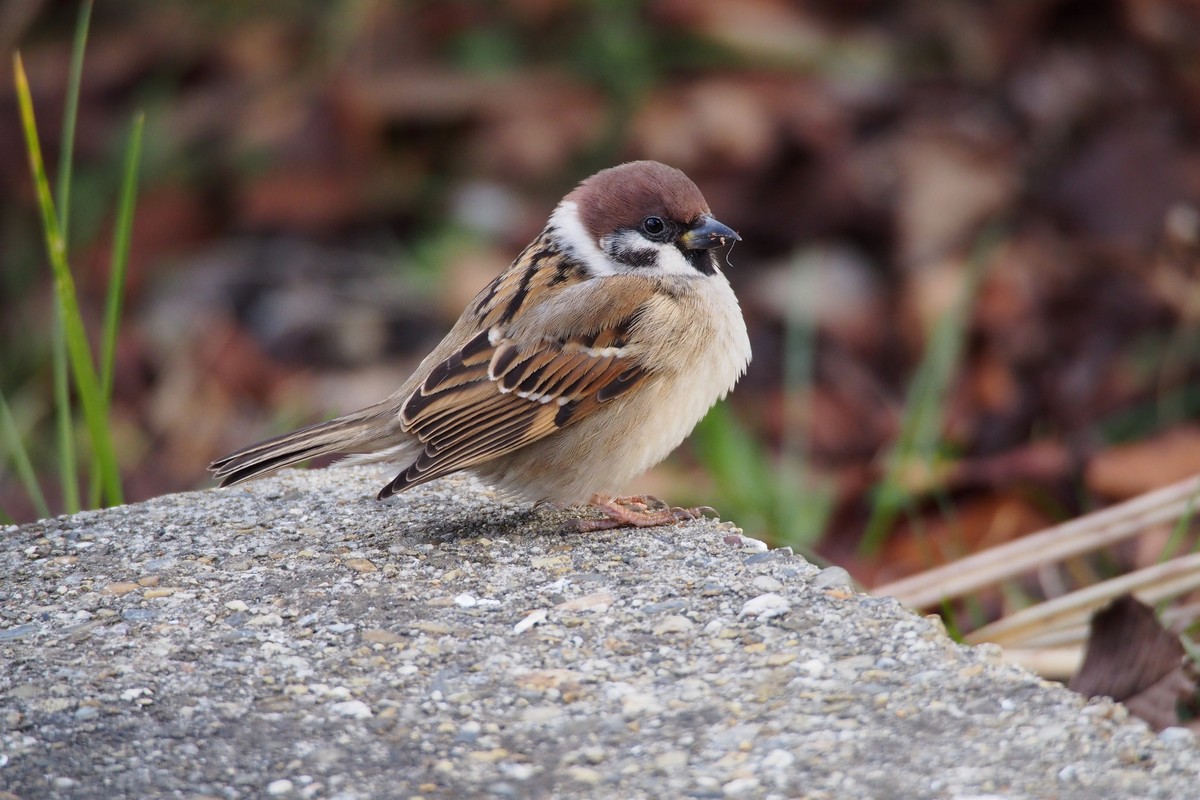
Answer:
[378,275,662,498]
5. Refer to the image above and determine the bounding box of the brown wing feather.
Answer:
[377,278,660,498]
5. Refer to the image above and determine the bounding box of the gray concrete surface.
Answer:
[1,465,1197,799]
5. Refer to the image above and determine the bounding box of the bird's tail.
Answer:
[209,403,400,487]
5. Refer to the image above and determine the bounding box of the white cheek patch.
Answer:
[547,201,620,277]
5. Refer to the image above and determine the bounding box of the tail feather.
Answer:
[209,404,400,487]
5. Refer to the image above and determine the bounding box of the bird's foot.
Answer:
[564,494,718,532]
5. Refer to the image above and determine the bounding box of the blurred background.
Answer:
[4,0,1200,592]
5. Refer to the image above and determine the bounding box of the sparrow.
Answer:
[209,160,752,530]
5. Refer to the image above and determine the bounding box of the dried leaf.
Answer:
[1069,594,1197,730]
[1087,427,1200,500]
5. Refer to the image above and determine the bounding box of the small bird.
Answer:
[210,161,751,529]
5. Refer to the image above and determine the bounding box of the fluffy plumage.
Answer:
[210,161,751,517]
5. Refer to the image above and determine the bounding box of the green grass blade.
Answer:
[691,403,772,534]
[52,308,80,513]
[50,1,93,515]
[87,111,143,508]
[101,112,143,402]
[0,391,51,520]
[860,223,1005,554]
[690,402,831,549]
[1159,495,1197,565]
[14,53,123,508]
[56,0,92,242]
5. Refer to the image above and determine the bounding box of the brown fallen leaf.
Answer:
[1122,667,1200,734]
[1068,594,1198,731]
[1086,426,1200,500]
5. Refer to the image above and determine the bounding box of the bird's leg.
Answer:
[567,494,719,532]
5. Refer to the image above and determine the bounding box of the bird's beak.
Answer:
[680,216,741,250]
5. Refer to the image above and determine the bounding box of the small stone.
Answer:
[800,658,826,677]
[739,593,790,621]
[1160,727,1195,745]
[225,600,250,612]
[502,763,536,781]
[103,582,139,596]
[723,777,761,796]
[812,566,852,589]
[456,721,482,742]
[766,653,796,666]
[653,615,694,635]
[642,599,687,614]
[531,555,570,570]
[267,778,294,795]
[414,621,451,636]
[121,608,158,622]
[959,664,985,679]
[555,592,615,612]
[143,588,176,599]
[739,537,770,553]
[751,575,783,592]
[344,558,377,573]
[361,628,402,644]
[454,593,477,608]
[249,613,284,627]
[40,697,73,713]
[761,749,795,770]
[565,766,602,785]
[137,575,160,587]
[621,692,662,716]
[0,623,39,641]
[515,669,582,691]
[513,609,548,634]
[522,705,562,724]
[655,750,689,769]
[330,700,372,719]
[469,748,509,763]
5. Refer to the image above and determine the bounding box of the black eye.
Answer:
[641,216,666,237]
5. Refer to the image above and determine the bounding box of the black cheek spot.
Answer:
[614,248,658,270]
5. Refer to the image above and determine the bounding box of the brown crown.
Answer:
[566,161,712,243]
